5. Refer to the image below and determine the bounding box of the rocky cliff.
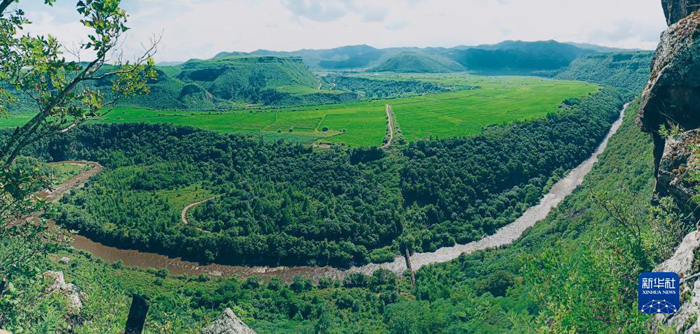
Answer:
[202,308,255,334]
[662,0,700,25]
[646,1,700,332]
[640,0,700,213]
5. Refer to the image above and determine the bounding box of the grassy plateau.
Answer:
[0,74,597,147]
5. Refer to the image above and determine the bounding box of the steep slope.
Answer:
[175,55,319,105]
[11,56,357,111]
[138,56,358,108]
[178,56,317,92]
[639,1,700,216]
[369,52,464,73]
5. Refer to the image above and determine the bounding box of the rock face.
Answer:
[663,0,700,25]
[640,1,700,208]
[646,1,700,332]
[44,271,87,314]
[202,308,255,334]
[658,129,699,209]
[655,231,700,332]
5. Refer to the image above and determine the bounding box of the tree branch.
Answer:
[0,0,15,16]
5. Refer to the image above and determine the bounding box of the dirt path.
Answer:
[181,196,220,225]
[52,104,628,281]
[381,104,395,149]
[39,161,103,203]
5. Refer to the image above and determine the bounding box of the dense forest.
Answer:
[369,52,464,73]
[8,86,624,267]
[399,88,622,251]
[555,51,654,100]
[445,40,594,74]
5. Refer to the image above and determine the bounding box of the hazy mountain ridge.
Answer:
[214,40,648,73]
[8,41,655,113]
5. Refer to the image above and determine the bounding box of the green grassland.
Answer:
[49,163,92,187]
[0,75,597,147]
[388,76,598,140]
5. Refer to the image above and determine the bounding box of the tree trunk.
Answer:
[404,247,416,288]
[124,295,149,334]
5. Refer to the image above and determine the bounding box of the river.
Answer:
[58,103,629,282]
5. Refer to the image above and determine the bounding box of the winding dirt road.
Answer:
[39,161,103,203]
[181,196,220,225]
[51,103,628,281]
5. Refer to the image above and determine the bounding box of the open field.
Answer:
[49,162,93,187]
[0,75,597,147]
[387,76,598,140]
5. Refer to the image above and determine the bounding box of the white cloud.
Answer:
[283,0,350,22]
[16,0,667,62]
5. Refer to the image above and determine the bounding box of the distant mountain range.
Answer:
[206,40,648,74]
[7,40,653,113]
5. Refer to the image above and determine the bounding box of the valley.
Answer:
[41,102,628,283]
[0,1,684,330]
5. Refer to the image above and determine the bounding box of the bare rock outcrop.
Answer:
[44,271,87,314]
[655,231,700,332]
[662,0,700,25]
[658,129,699,210]
[202,308,255,334]
[640,1,700,209]
[646,1,700,332]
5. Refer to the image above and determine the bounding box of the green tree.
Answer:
[0,0,156,328]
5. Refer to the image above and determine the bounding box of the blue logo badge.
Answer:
[638,272,680,314]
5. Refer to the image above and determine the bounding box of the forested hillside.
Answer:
[370,52,464,73]
[444,40,594,74]
[121,56,362,109]
[555,51,654,100]
[7,56,359,112]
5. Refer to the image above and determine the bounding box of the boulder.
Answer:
[655,231,700,332]
[662,0,700,25]
[44,271,87,313]
[202,308,255,334]
[656,230,700,278]
[58,257,71,264]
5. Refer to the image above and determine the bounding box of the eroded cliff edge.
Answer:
[646,1,700,332]
[640,0,699,214]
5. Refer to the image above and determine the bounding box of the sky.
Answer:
[14,0,668,63]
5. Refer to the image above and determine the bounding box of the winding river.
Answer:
[57,103,628,282]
